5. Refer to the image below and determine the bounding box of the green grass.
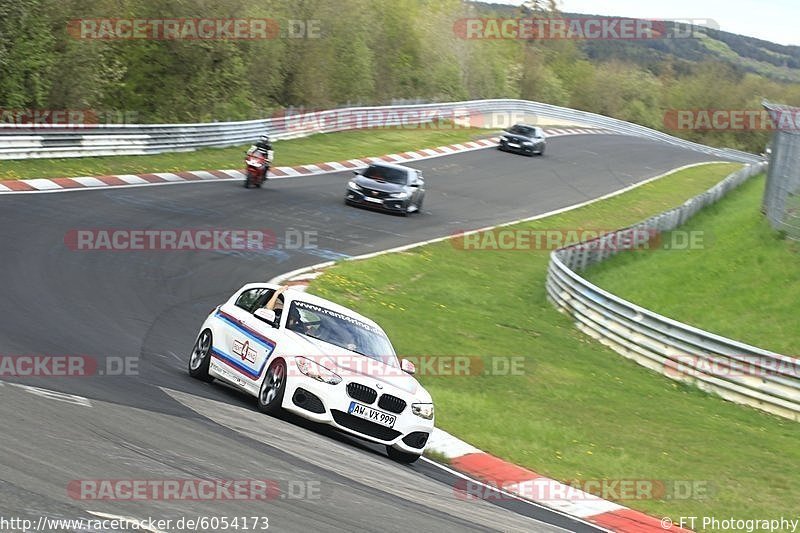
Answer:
[0,127,492,181]
[585,174,800,355]
[308,162,800,525]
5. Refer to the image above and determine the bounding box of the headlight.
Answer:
[347,181,361,191]
[523,141,534,146]
[389,191,409,199]
[500,136,509,142]
[411,403,434,420]
[295,357,342,385]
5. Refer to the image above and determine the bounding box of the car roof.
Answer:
[236,282,385,331]
[512,123,540,130]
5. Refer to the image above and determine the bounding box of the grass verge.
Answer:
[585,174,800,355]
[308,162,800,523]
[0,127,491,181]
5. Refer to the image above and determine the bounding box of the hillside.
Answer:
[476,2,800,82]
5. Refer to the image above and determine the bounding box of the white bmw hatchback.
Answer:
[188,283,434,463]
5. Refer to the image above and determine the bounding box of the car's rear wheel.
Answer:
[188,329,214,382]
[386,446,421,464]
[258,358,287,414]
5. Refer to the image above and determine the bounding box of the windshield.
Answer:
[508,125,537,137]
[287,300,399,367]
[362,164,408,185]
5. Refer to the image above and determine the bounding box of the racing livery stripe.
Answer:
[215,310,278,350]
[210,346,269,381]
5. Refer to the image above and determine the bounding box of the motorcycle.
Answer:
[244,147,272,188]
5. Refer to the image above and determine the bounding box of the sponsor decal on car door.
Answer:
[212,304,277,382]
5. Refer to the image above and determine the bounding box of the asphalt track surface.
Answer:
[0,134,729,532]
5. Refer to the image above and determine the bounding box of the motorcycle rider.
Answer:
[248,135,273,160]
[245,134,274,186]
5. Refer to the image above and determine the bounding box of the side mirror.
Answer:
[353,170,361,176]
[409,181,420,188]
[401,359,416,375]
[254,308,277,326]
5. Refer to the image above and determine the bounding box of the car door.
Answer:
[216,288,275,386]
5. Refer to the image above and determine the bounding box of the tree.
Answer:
[0,0,55,108]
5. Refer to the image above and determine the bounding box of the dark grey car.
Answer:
[345,162,425,216]
[498,124,546,156]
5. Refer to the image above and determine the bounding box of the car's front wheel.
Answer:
[386,446,421,464]
[188,329,214,382]
[258,358,287,414]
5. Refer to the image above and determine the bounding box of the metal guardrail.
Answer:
[0,99,762,162]
[546,162,800,421]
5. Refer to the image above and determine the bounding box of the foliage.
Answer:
[2,0,800,152]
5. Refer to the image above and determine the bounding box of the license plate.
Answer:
[508,142,520,148]
[348,401,396,427]
[365,196,383,204]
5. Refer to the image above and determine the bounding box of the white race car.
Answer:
[188,283,434,463]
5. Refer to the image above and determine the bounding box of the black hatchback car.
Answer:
[345,162,425,215]
[498,124,546,156]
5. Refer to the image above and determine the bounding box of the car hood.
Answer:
[282,330,429,399]
[354,175,405,193]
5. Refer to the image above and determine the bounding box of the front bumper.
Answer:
[498,140,542,154]
[345,191,408,213]
[282,374,433,454]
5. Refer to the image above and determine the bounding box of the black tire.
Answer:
[188,329,214,382]
[243,178,251,188]
[538,145,545,156]
[416,195,424,213]
[386,446,421,464]
[257,358,287,414]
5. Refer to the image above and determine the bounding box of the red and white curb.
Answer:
[426,429,689,533]
[0,127,610,194]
